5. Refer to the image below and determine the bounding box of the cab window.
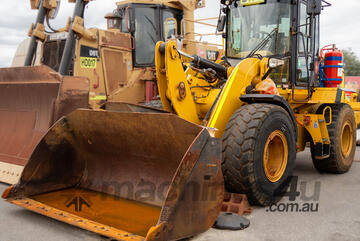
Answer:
[134,7,158,66]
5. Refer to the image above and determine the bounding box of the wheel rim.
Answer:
[341,121,353,158]
[263,130,288,183]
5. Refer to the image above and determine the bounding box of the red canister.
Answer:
[324,49,343,87]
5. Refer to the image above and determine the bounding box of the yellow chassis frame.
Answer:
[155,41,360,152]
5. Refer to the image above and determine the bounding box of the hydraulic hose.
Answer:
[159,43,228,79]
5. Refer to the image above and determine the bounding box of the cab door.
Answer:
[292,0,320,88]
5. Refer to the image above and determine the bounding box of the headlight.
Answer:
[268,58,285,68]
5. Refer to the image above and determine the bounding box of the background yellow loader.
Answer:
[3,0,360,240]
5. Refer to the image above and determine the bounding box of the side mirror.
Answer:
[164,18,178,41]
[180,19,185,39]
[307,0,322,15]
[217,15,226,32]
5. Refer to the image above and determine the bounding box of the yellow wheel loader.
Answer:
[4,0,360,240]
[0,0,222,184]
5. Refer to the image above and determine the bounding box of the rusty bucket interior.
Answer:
[3,109,223,241]
[0,65,88,184]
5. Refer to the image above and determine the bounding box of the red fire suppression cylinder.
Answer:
[323,48,343,87]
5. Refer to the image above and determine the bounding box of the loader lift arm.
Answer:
[58,0,87,75]
[26,0,87,71]
[25,0,48,66]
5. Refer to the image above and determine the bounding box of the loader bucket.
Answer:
[3,109,223,241]
[0,65,89,184]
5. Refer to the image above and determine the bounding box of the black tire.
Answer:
[311,104,356,173]
[222,104,296,206]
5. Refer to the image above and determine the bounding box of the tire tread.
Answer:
[222,103,293,206]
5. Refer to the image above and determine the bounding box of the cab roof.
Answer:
[116,0,182,10]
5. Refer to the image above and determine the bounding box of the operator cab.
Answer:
[221,0,322,88]
[107,2,183,67]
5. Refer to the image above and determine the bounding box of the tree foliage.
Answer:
[342,48,360,76]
